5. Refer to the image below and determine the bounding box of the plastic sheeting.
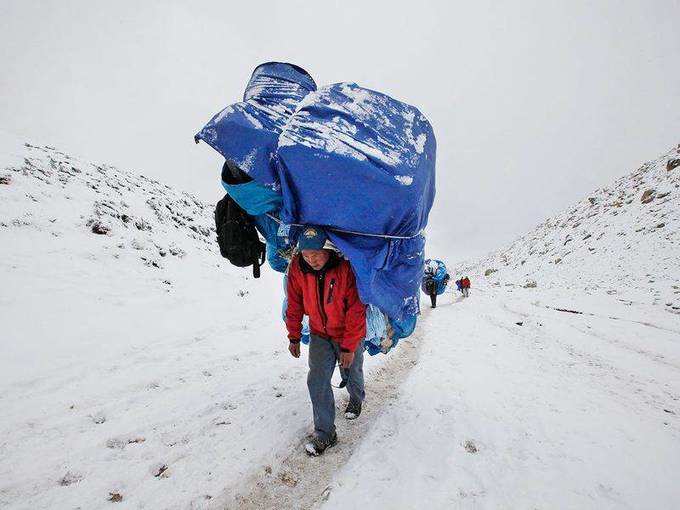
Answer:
[422,259,449,295]
[195,62,317,188]
[195,62,437,343]
[276,82,436,321]
[196,62,315,273]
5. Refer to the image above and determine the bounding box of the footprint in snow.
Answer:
[152,463,169,478]
[463,439,478,454]
[90,411,106,424]
[278,471,298,487]
[108,492,123,502]
[58,471,83,486]
[106,436,146,449]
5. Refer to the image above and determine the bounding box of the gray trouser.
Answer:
[307,334,365,441]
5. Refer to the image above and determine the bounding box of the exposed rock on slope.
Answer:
[472,143,680,312]
[0,142,216,273]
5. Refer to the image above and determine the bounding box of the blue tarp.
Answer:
[195,62,317,188]
[277,82,436,321]
[422,259,449,295]
[195,62,315,273]
[195,62,437,344]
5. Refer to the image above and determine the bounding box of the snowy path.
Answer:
[3,136,679,509]
[0,305,311,509]
[317,284,680,509]
[3,275,678,509]
[217,327,423,510]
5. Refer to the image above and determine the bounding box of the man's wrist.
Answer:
[289,338,301,344]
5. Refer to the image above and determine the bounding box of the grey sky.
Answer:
[2,0,679,260]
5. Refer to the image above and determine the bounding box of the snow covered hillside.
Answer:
[0,137,217,385]
[2,136,679,510]
[472,143,680,310]
[321,283,680,509]
[317,144,680,509]
[0,136,386,509]
[225,145,680,509]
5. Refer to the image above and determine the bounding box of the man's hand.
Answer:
[340,351,354,369]
[289,341,300,358]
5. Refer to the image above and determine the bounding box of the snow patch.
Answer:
[235,148,258,173]
[212,105,235,125]
[414,133,427,154]
[394,175,414,186]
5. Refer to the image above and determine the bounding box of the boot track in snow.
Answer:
[223,321,425,509]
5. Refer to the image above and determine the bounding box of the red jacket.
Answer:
[462,277,471,288]
[286,252,366,352]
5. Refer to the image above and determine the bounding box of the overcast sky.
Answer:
[2,0,679,260]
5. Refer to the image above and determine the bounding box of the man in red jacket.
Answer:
[286,226,367,456]
[462,276,471,297]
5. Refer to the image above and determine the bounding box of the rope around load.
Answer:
[264,213,422,240]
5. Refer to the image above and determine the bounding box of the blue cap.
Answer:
[298,226,327,251]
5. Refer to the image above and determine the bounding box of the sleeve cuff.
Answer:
[289,337,301,344]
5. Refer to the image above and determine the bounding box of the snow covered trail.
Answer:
[0,136,418,509]
[0,278,308,510]
[319,283,680,509]
[0,136,381,509]
[216,326,423,510]
[3,137,678,508]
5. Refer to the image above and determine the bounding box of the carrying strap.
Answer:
[252,244,266,278]
[265,213,422,240]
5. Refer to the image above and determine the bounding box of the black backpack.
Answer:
[214,194,266,278]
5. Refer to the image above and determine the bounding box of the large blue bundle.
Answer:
[195,64,437,339]
[422,259,449,295]
[276,82,436,321]
[194,62,317,188]
[195,62,316,272]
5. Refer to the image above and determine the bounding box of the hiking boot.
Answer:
[344,400,362,420]
[304,431,337,456]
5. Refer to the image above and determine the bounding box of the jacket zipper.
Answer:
[317,272,328,334]
[327,279,336,304]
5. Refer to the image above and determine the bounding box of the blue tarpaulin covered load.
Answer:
[195,62,437,347]
[422,259,449,295]
[195,62,317,187]
[195,62,316,272]
[277,82,436,324]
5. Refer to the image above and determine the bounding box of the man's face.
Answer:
[302,249,330,270]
